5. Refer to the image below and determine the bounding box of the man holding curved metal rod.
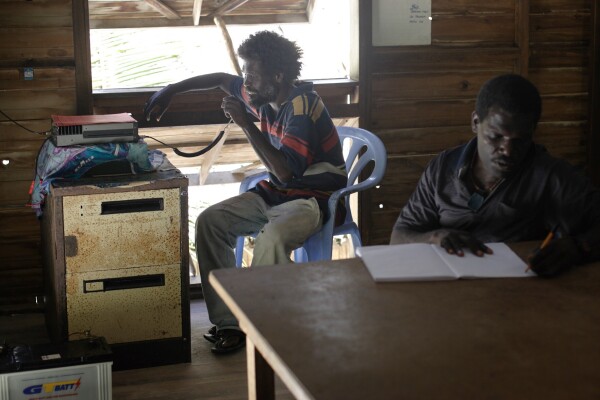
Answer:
[144,31,347,354]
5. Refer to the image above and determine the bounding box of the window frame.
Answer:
[73,0,359,129]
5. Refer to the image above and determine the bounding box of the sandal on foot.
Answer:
[203,326,218,343]
[211,329,246,354]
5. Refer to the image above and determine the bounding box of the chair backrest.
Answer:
[238,126,387,212]
[290,126,386,262]
[334,126,387,225]
[235,126,387,265]
[238,169,269,194]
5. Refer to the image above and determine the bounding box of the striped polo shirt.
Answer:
[229,77,347,221]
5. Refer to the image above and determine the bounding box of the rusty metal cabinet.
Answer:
[42,170,191,370]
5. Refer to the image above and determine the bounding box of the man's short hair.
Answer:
[237,30,303,83]
[476,74,542,128]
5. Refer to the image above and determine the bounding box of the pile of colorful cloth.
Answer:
[30,139,173,217]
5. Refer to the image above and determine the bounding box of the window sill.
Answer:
[92,78,359,127]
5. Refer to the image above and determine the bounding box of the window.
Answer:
[90,1,351,89]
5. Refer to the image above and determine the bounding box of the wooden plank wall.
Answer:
[0,0,596,310]
[0,1,357,312]
[0,0,76,312]
[359,0,595,246]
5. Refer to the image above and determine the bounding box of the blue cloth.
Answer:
[30,139,165,216]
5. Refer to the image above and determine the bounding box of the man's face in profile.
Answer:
[242,59,279,108]
[472,107,535,179]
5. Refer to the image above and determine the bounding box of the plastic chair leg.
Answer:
[235,236,246,267]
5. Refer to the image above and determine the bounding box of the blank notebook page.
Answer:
[356,244,457,281]
[356,242,533,282]
[433,242,531,278]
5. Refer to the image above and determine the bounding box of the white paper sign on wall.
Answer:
[372,0,432,46]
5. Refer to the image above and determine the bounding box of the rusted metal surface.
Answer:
[62,188,181,273]
[62,186,184,342]
[66,264,183,343]
[42,171,190,362]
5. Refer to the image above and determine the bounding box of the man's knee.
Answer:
[197,204,218,227]
[255,224,286,248]
[196,204,229,240]
[255,214,317,250]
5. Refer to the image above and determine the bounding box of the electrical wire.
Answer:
[0,106,230,157]
[0,108,51,198]
[141,118,232,158]
[0,109,50,136]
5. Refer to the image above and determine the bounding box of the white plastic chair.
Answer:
[235,126,387,266]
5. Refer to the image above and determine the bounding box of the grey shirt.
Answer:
[394,138,600,244]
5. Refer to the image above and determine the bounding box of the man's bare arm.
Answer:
[144,73,238,122]
[221,96,293,183]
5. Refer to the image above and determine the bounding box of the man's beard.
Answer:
[248,84,277,108]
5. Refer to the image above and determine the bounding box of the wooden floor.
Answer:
[0,299,295,400]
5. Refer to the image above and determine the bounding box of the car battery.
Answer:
[0,337,112,400]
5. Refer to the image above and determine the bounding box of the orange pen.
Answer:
[526,225,558,272]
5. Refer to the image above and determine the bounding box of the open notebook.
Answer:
[355,242,534,282]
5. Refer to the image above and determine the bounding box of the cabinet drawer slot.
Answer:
[101,198,163,214]
[84,274,165,292]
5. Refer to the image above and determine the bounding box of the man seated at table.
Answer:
[390,73,600,277]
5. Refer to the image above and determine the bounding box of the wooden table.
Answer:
[210,244,600,400]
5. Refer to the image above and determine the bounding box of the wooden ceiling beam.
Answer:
[214,16,242,76]
[144,0,181,19]
[89,14,310,30]
[306,0,316,21]
[207,0,251,18]
[193,0,203,25]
